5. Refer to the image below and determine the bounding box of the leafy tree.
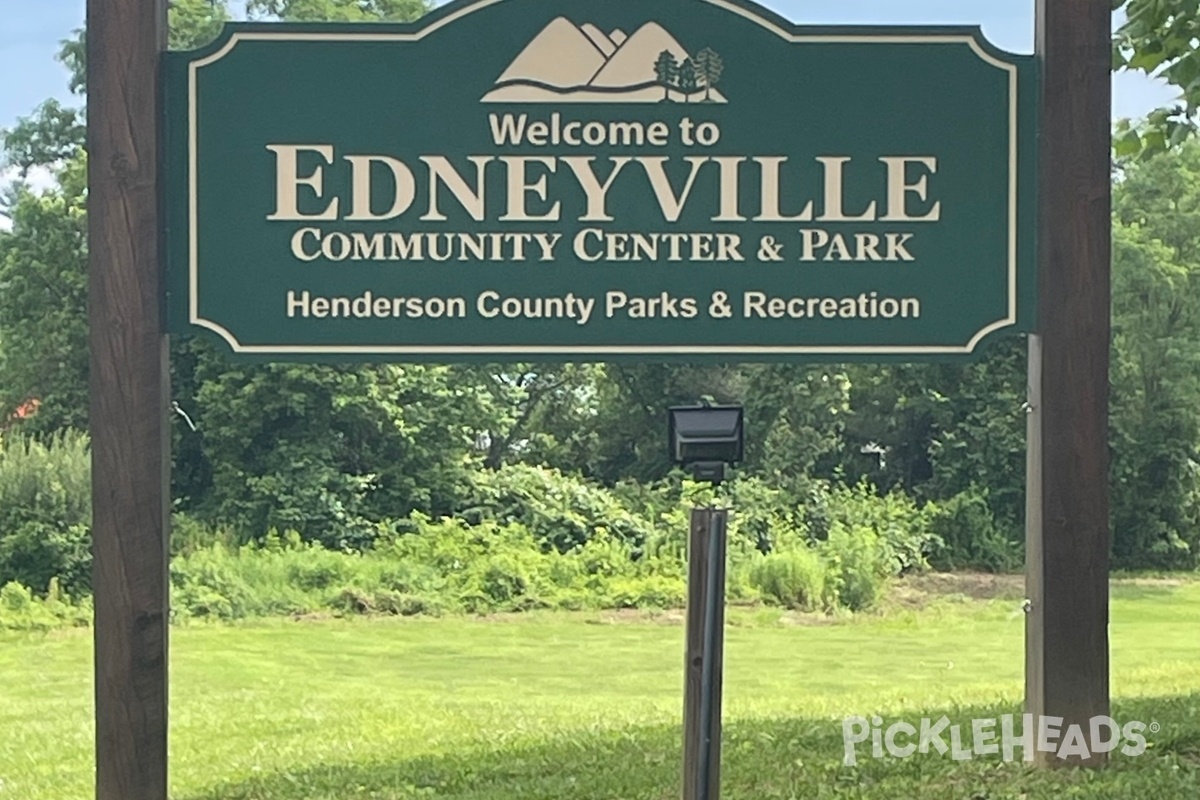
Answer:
[694,47,724,102]
[510,363,847,490]
[52,0,230,98]
[0,100,84,175]
[8,0,1200,578]
[169,0,231,50]
[1108,140,1200,567]
[836,143,1200,569]
[0,1,233,431]
[1109,221,1200,567]
[246,0,429,21]
[738,365,849,488]
[0,158,89,433]
[181,350,498,545]
[169,0,442,540]
[1113,0,1200,156]
[653,50,678,102]
[829,345,1028,536]
[464,364,603,471]
[2,0,439,524]
[58,30,86,96]
[571,363,745,483]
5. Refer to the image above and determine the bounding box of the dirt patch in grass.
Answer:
[590,608,687,625]
[887,572,1191,613]
[895,572,1026,603]
[416,573,1192,628]
[469,574,1030,627]
[468,608,689,625]
[774,610,849,626]
[1114,576,1189,587]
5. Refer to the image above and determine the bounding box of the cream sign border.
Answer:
[187,0,1022,356]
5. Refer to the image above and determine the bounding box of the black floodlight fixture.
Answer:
[668,402,745,485]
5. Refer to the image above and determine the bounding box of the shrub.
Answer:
[171,512,235,556]
[472,553,533,606]
[6,463,955,627]
[374,560,446,597]
[164,512,693,621]
[0,431,92,594]
[286,553,353,591]
[172,582,235,620]
[0,579,91,631]
[463,465,659,552]
[928,489,1021,572]
[332,586,376,615]
[749,548,831,612]
[374,591,444,617]
[170,549,259,620]
[724,476,811,554]
[819,481,941,574]
[0,521,91,598]
[604,575,687,609]
[824,523,891,612]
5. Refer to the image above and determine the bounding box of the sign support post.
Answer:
[89,0,172,798]
[684,508,727,800]
[1026,0,1111,767]
[81,0,1047,793]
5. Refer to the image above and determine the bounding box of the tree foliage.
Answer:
[4,0,1200,582]
[1114,0,1200,156]
[833,342,1028,534]
[0,0,235,430]
[0,101,84,175]
[1108,140,1200,566]
[246,0,430,22]
[1,0,440,541]
[177,347,502,545]
[169,0,233,50]
[0,158,88,432]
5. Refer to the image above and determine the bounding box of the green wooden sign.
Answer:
[165,0,1037,361]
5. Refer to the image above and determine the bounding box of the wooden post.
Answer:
[88,0,171,798]
[1026,0,1111,768]
[684,508,726,800]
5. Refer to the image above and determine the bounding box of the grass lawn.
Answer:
[1,575,1199,799]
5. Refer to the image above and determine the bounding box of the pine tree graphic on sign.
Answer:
[695,47,724,103]
[651,46,722,103]
[654,49,679,102]
[481,19,727,103]
[678,57,700,102]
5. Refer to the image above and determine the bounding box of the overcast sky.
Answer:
[0,0,1180,138]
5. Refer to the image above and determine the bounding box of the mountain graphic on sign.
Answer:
[482,18,727,104]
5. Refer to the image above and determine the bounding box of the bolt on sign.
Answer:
[164,0,1037,361]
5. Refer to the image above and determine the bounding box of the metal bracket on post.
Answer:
[684,507,727,800]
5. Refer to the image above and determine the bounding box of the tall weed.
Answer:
[0,431,92,594]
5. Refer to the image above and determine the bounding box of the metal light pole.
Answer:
[685,507,728,800]
[669,404,743,800]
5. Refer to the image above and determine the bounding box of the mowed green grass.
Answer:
[2,579,1199,799]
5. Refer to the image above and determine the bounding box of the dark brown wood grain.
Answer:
[88,0,171,798]
[683,508,726,799]
[1026,0,1112,769]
